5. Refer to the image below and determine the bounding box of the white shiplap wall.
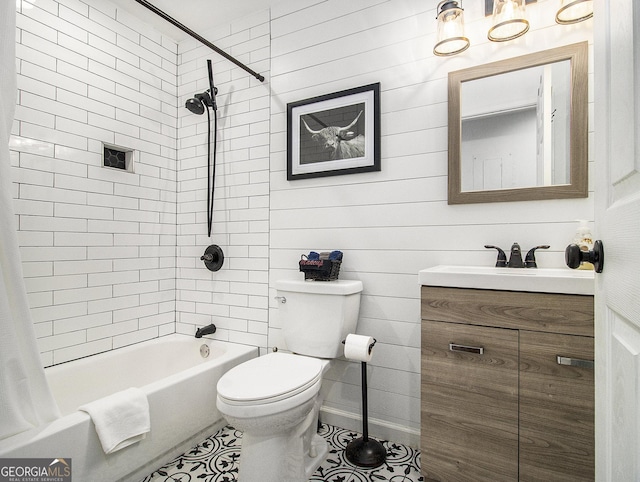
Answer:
[268,0,594,444]
[12,0,178,366]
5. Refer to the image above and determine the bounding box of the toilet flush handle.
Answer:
[274,296,286,304]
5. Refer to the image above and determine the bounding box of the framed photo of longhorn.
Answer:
[287,83,381,180]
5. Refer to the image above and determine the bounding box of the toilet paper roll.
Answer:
[344,334,375,362]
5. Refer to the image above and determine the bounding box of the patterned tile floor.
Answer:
[140,423,423,482]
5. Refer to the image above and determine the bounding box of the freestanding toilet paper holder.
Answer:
[341,338,387,468]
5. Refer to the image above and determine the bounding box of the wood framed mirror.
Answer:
[448,42,588,204]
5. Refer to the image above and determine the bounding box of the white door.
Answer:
[594,0,640,479]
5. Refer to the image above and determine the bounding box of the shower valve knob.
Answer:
[201,245,224,272]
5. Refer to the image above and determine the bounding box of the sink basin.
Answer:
[419,265,595,295]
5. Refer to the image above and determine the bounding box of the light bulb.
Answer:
[488,0,529,42]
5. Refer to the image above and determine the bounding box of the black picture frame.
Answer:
[287,83,381,180]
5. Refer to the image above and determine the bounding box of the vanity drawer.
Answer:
[421,286,594,336]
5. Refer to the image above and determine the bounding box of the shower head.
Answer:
[185,91,213,115]
[184,87,218,115]
[185,60,219,115]
[185,95,205,115]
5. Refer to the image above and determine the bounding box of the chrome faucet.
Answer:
[485,243,549,268]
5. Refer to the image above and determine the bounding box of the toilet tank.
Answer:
[275,279,363,358]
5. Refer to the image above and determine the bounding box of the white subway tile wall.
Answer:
[13,0,178,367]
[174,10,271,349]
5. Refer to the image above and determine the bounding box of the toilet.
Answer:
[216,278,363,482]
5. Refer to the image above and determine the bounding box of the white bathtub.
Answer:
[0,334,257,482]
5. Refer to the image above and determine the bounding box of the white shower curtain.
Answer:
[0,2,60,440]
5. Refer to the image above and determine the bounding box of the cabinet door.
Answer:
[520,331,594,481]
[422,320,519,482]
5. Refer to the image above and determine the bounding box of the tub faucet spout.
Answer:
[195,324,217,338]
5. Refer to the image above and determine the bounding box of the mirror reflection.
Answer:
[461,60,571,191]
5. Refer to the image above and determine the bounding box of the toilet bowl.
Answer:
[217,353,330,481]
[216,279,363,482]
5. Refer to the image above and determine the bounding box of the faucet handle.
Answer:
[524,245,550,268]
[485,245,507,267]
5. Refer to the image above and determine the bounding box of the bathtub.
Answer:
[0,334,257,482]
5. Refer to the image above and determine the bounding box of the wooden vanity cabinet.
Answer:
[421,286,594,482]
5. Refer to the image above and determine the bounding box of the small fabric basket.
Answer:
[299,258,341,281]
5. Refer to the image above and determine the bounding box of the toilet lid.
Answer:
[217,353,323,404]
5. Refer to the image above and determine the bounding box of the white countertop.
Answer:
[419,265,595,295]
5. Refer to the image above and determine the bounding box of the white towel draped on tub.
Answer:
[79,388,151,454]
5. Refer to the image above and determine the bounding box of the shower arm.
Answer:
[133,0,265,83]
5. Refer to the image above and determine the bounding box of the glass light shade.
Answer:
[434,1,470,57]
[488,0,529,42]
[556,0,593,24]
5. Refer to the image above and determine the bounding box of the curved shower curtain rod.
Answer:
[133,0,265,83]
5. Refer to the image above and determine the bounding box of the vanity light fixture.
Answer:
[434,0,470,57]
[488,0,530,42]
[555,0,593,24]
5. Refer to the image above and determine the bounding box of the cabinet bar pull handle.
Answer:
[556,356,594,369]
[449,343,484,355]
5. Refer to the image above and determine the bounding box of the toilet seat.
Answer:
[217,352,323,406]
